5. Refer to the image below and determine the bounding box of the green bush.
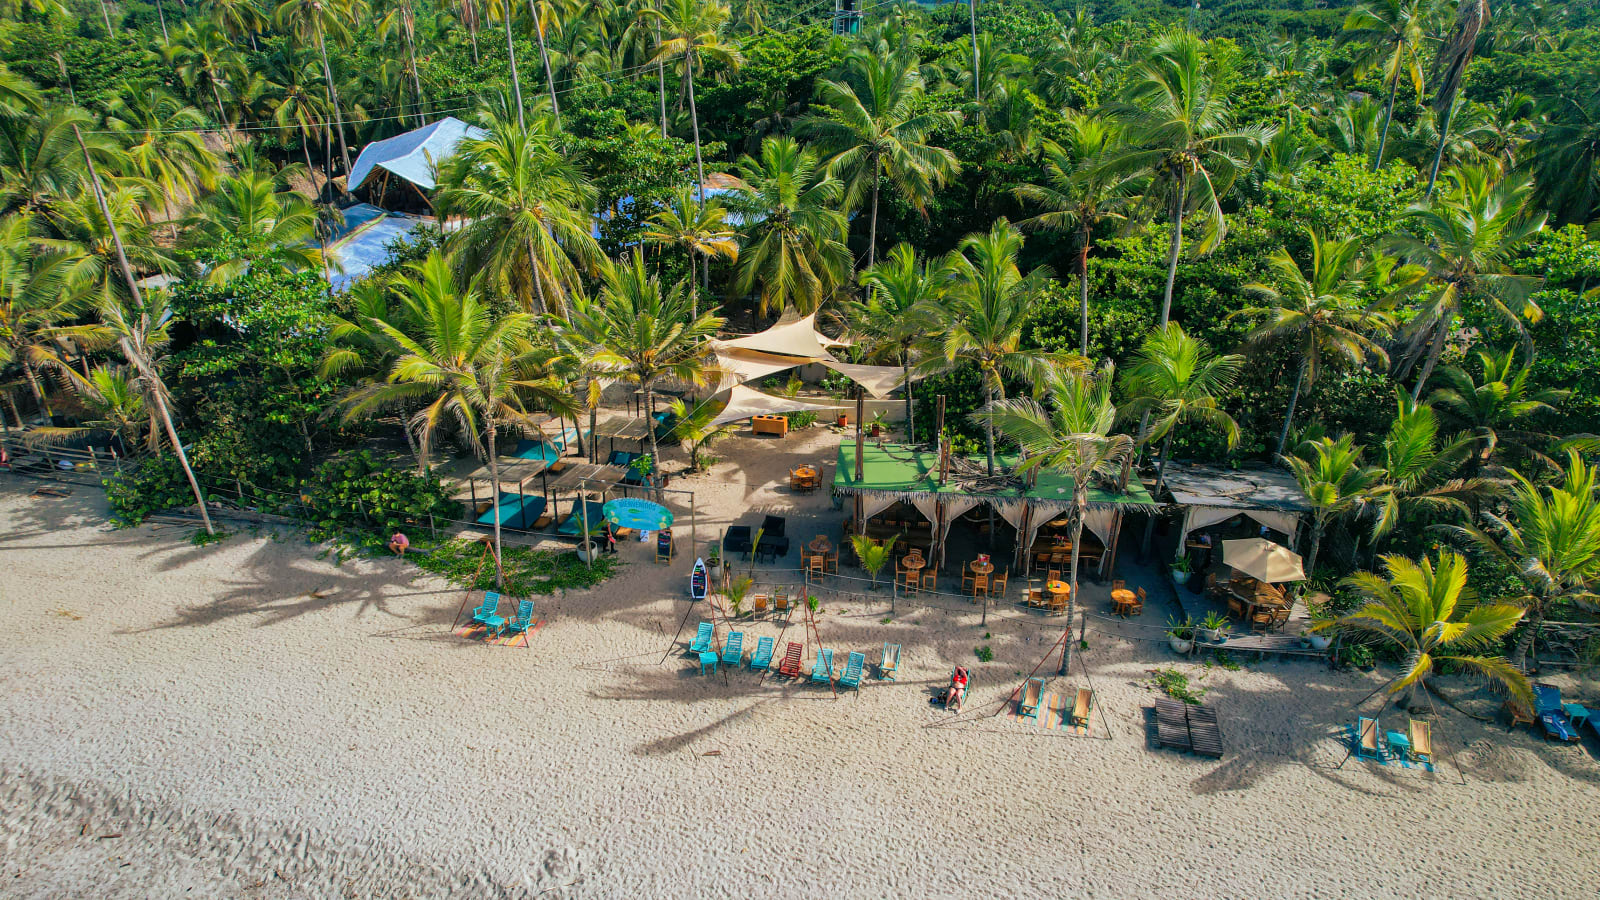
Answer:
[104,456,192,527]
[415,538,621,596]
[301,452,462,543]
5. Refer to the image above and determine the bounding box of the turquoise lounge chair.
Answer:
[749,636,775,671]
[810,648,834,684]
[471,592,506,634]
[1019,677,1044,721]
[689,621,714,654]
[1353,716,1384,763]
[501,600,535,637]
[839,651,865,690]
[721,631,745,667]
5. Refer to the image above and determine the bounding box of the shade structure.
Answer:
[347,117,488,191]
[706,384,849,428]
[603,498,674,531]
[816,359,905,399]
[713,312,847,359]
[1221,538,1305,583]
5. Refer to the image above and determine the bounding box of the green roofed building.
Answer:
[832,442,1156,576]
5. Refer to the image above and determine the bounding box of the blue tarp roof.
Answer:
[325,203,426,292]
[347,117,488,192]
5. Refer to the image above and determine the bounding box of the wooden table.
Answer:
[808,535,832,555]
[970,560,995,577]
[1046,580,1069,613]
[1111,588,1137,615]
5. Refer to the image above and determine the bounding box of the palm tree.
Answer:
[1014,113,1136,356]
[1370,389,1488,549]
[926,219,1064,476]
[727,137,851,316]
[211,0,269,50]
[481,0,526,127]
[274,0,360,177]
[797,51,960,269]
[1426,346,1568,470]
[181,170,324,283]
[1235,231,1401,456]
[1385,166,1545,398]
[579,250,725,470]
[373,0,428,123]
[165,22,243,127]
[1286,434,1389,582]
[1113,29,1273,327]
[263,51,333,195]
[1326,550,1529,711]
[667,396,736,472]
[1524,88,1600,227]
[647,0,743,202]
[334,251,535,586]
[1118,322,1242,553]
[435,114,601,317]
[641,186,738,317]
[29,363,154,454]
[978,365,1132,672]
[1452,452,1600,670]
[852,243,953,440]
[0,107,105,219]
[1422,0,1490,197]
[1339,0,1426,171]
[46,182,176,302]
[0,214,89,417]
[105,89,220,227]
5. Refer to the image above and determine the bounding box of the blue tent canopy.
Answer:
[347,117,488,192]
[603,498,674,532]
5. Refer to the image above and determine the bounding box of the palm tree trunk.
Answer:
[686,52,706,205]
[1373,58,1401,171]
[1410,309,1454,401]
[20,360,51,418]
[1077,234,1091,356]
[1276,360,1306,457]
[528,243,549,314]
[209,79,228,129]
[645,384,662,497]
[316,31,354,179]
[502,6,526,130]
[655,21,667,138]
[404,7,426,120]
[1139,430,1175,556]
[867,157,880,269]
[688,251,697,318]
[98,0,114,35]
[968,0,981,103]
[485,415,507,588]
[1159,177,1186,328]
[1059,498,1084,675]
[588,402,599,463]
[154,0,169,43]
[528,0,559,126]
[982,383,997,476]
[1424,98,1456,200]
[902,352,913,440]
[73,120,213,535]
[1305,518,1325,584]
[1511,599,1545,671]
[466,0,481,64]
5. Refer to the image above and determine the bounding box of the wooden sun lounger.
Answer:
[879,642,901,680]
[1070,688,1093,728]
[1408,719,1433,764]
[1154,698,1222,757]
[1018,678,1044,721]
[1155,697,1191,752]
[1355,716,1382,762]
[1187,705,1223,758]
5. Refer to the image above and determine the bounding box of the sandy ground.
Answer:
[3,424,1600,899]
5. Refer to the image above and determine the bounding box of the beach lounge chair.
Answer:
[777,642,804,677]
[879,642,901,680]
[471,592,506,634]
[749,636,775,671]
[1187,704,1223,757]
[839,651,865,690]
[689,621,714,654]
[1155,697,1191,752]
[1019,677,1044,721]
[1070,688,1093,728]
[1354,716,1383,762]
[810,648,835,684]
[501,600,535,637]
[721,631,745,667]
[1533,683,1581,742]
[1407,719,1433,766]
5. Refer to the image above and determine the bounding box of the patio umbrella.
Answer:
[602,498,674,532]
[1221,538,1305,583]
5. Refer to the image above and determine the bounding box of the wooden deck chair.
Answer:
[961,571,976,593]
[773,586,791,615]
[752,593,769,615]
[810,648,835,684]
[721,631,745,667]
[776,642,804,677]
[689,621,714,654]
[1018,677,1044,721]
[1129,587,1146,616]
[749,636,775,671]
[1354,716,1382,762]
[1070,688,1093,728]
[1505,698,1536,729]
[879,642,901,680]
[1407,719,1433,764]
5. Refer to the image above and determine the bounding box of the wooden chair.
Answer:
[1129,587,1146,617]
[921,570,937,592]
[961,571,976,594]
[1026,587,1044,608]
[773,588,791,615]
[824,553,838,574]
[901,569,919,595]
[752,593,769,616]
[1046,568,1062,584]
[1249,609,1274,632]
[1111,578,1126,592]
[990,571,1008,597]
[972,575,989,600]
[807,555,823,582]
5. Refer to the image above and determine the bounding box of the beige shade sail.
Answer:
[706,384,849,428]
[714,313,847,358]
[1221,538,1306,583]
[712,348,809,392]
[818,359,906,398]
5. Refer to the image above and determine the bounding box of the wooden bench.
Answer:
[752,415,789,437]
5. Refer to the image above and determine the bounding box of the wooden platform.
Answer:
[1216,632,1328,658]
[1153,698,1223,758]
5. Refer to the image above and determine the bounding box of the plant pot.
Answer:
[1198,628,1228,644]
[1170,569,1191,585]
[836,414,848,427]
[870,425,882,437]
[1304,633,1332,651]
[1168,638,1194,654]
[576,542,597,563]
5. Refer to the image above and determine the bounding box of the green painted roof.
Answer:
[832,442,1155,507]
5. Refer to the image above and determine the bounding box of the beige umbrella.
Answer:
[1221,538,1306,583]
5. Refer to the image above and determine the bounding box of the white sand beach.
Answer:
[3,428,1599,898]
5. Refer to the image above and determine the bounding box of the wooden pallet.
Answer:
[1155,698,1191,752]
[1153,698,1223,758]
[1187,705,1224,758]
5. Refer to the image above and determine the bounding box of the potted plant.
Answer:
[576,539,597,563]
[1166,615,1196,654]
[706,544,722,579]
[836,412,849,428]
[1170,554,1193,585]
[869,411,888,437]
[1302,597,1334,650]
[1197,611,1231,644]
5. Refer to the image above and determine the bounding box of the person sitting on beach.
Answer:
[388,531,410,557]
[946,667,969,711]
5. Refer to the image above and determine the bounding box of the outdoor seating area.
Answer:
[1347,716,1435,769]
[790,464,823,493]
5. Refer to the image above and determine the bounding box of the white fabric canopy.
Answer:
[712,349,805,392]
[858,493,899,523]
[935,496,983,566]
[911,495,941,532]
[1176,505,1245,558]
[706,384,846,427]
[714,313,846,358]
[1020,501,1071,571]
[1245,509,1301,541]
[818,359,906,398]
